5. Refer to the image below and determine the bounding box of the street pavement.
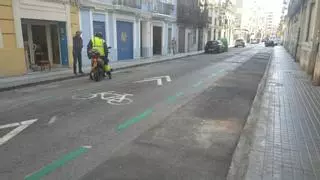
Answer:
[0,45,270,180]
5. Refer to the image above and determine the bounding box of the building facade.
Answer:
[79,0,177,66]
[0,0,80,77]
[177,0,207,53]
[284,0,320,85]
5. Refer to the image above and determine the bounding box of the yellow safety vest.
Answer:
[92,37,105,56]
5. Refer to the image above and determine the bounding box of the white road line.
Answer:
[0,119,38,146]
[135,76,172,86]
[20,119,38,125]
[165,76,172,82]
[156,78,163,86]
[0,122,20,130]
[48,116,57,125]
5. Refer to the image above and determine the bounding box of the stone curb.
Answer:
[0,52,203,92]
[226,49,273,180]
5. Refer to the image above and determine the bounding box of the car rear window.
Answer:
[207,41,218,45]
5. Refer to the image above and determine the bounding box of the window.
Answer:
[193,29,197,44]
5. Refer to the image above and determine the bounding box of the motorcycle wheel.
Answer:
[90,71,94,80]
[94,72,99,82]
[95,67,104,82]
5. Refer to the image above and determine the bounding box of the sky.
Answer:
[244,0,283,24]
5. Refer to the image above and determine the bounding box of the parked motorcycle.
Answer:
[89,50,105,82]
[89,47,112,81]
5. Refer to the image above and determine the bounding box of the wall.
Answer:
[0,0,26,77]
[80,8,91,66]
[285,0,320,85]
[69,4,80,68]
[313,49,320,84]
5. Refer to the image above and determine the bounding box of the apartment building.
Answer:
[79,0,177,66]
[284,0,320,85]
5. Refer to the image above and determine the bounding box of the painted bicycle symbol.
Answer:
[72,91,133,105]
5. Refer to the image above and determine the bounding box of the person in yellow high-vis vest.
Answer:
[87,32,111,78]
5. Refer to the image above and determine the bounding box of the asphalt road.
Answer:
[0,45,271,180]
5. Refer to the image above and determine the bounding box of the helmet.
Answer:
[95,32,103,38]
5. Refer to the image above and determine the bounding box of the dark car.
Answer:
[265,40,275,47]
[235,39,245,47]
[205,40,225,53]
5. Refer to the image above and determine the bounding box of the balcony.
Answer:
[112,0,141,9]
[152,0,174,16]
[177,4,210,27]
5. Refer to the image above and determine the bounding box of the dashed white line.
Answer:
[48,116,57,125]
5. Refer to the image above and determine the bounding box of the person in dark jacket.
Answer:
[73,31,83,75]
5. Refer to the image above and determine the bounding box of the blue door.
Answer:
[117,21,133,60]
[93,21,106,40]
[58,22,68,65]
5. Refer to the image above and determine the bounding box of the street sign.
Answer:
[0,119,38,146]
[135,76,172,86]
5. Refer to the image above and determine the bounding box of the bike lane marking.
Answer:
[117,108,153,132]
[166,92,184,103]
[192,80,203,88]
[72,91,133,105]
[24,146,91,180]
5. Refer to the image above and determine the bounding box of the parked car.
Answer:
[274,39,281,46]
[251,39,258,44]
[265,40,275,47]
[205,40,225,53]
[235,39,245,47]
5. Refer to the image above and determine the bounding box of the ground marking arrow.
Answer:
[135,76,172,86]
[0,119,38,146]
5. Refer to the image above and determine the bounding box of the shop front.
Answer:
[13,0,78,73]
[22,20,69,71]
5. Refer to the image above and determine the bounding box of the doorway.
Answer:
[32,25,49,65]
[116,21,134,60]
[153,26,162,55]
[50,24,61,65]
[178,27,185,53]
[168,28,172,54]
[93,21,106,40]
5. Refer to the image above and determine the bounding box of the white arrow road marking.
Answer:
[135,76,172,86]
[0,119,38,146]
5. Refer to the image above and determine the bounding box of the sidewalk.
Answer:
[0,51,202,91]
[228,46,320,180]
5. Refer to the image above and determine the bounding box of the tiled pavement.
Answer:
[244,47,320,180]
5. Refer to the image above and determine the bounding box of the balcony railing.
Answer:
[112,0,141,9]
